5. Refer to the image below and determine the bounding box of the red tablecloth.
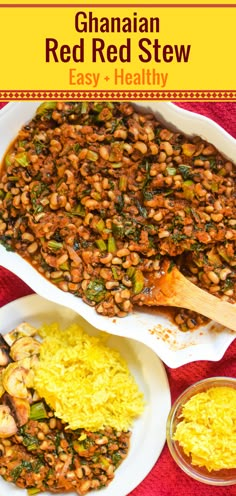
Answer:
[0,102,235,496]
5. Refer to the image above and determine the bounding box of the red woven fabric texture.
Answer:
[0,102,235,496]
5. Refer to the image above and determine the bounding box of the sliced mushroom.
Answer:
[4,322,38,346]
[20,355,39,371]
[2,363,30,399]
[3,393,30,427]
[0,370,5,399]
[10,336,40,362]
[0,405,17,438]
[0,334,11,367]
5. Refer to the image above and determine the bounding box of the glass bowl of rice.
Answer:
[166,377,236,486]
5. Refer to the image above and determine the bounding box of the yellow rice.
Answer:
[34,323,144,431]
[173,386,236,471]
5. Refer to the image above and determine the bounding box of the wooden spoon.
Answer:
[139,260,236,332]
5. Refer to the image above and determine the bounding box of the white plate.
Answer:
[0,294,171,496]
[0,102,235,368]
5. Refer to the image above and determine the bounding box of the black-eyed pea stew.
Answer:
[0,102,235,331]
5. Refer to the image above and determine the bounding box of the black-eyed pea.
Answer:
[100,253,113,265]
[175,313,185,326]
[5,448,13,457]
[158,151,167,163]
[211,213,223,223]
[49,417,57,429]
[160,141,173,156]
[114,129,128,139]
[202,144,216,156]
[106,464,115,477]
[158,230,170,239]
[225,231,234,239]
[209,285,221,293]
[99,474,108,483]
[123,143,134,154]
[207,271,220,285]
[99,146,110,160]
[100,268,111,280]
[111,257,123,265]
[105,281,119,290]
[202,180,212,191]
[195,183,206,197]
[95,436,108,445]
[153,212,163,222]
[122,258,132,269]
[51,271,63,279]
[149,143,159,154]
[81,280,89,291]
[133,141,148,154]
[27,241,38,254]
[186,318,197,330]
[37,432,45,441]
[57,253,69,266]
[121,289,131,299]
[130,252,140,266]
[153,260,160,270]
[205,205,214,213]
[58,281,69,292]
[108,190,116,201]
[82,465,91,476]
[80,480,91,493]
[90,480,101,489]
[0,221,6,233]
[2,439,12,446]
[164,176,173,186]
[84,199,100,210]
[39,440,49,450]
[49,192,67,210]
[12,194,21,208]
[173,155,182,164]
[75,467,83,479]
[148,208,155,218]
[50,139,62,153]
[214,200,223,211]
[122,300,132,312]
[203,169,213,180]
[116,248,130,257]
[64,169,75,183]
[189,265,198,274]
[40,422,49,434]
[21,191,30,205]
[114,292,123,304]
[22,232,35,242]
[224,289,234,296]
[121,276,132,287]
[225,161,233,173]
[159,129,173,141]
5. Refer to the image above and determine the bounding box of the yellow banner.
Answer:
[0,3,235,99]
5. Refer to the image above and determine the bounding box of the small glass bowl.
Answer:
[166,377,236,486]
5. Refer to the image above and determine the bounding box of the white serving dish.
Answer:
[0,294,171,496]
[0,101,235,369]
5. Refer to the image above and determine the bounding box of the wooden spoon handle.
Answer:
[171,271,236,332]
[142,265,236,332]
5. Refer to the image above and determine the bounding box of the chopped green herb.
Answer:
[30,401,48,421]
[178,164,193,180]
[15,152,29,167]
[85,279,106,303]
